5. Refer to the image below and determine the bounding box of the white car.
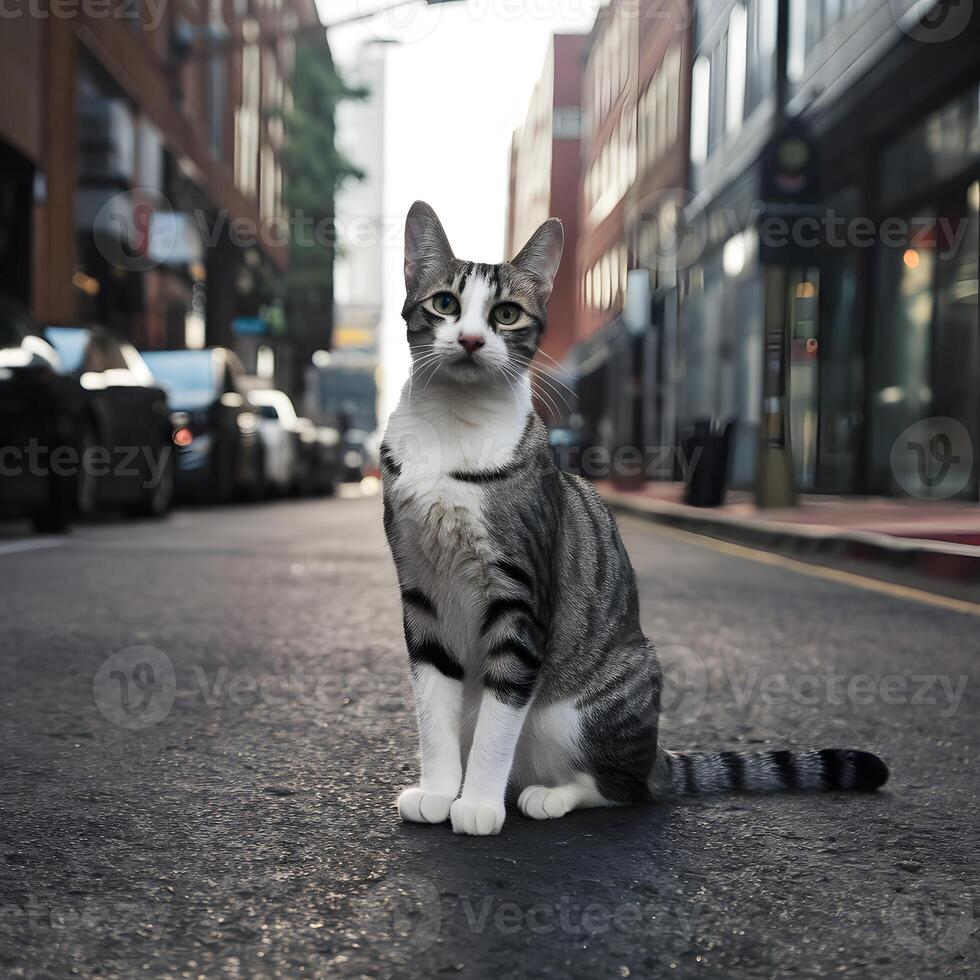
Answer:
[248,389,301,495]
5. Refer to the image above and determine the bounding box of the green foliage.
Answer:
[279,45,366,345]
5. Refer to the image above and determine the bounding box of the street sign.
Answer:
[232,316,267,336]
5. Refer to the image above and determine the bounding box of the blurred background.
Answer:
[0,0,978,533]
[2,5,979,974]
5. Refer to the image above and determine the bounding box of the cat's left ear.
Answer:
[404,201,454,292]
[511,218,564,296]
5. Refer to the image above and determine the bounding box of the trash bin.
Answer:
[684,419,734,507]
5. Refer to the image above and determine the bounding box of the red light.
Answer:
[173,427,194,447]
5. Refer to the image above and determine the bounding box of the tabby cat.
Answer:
[380,201,888,836]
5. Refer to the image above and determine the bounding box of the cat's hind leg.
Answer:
[517,774,613,820]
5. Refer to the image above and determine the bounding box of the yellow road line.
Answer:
[635,520,980,618]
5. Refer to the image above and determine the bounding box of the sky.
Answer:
[318,0,602,419]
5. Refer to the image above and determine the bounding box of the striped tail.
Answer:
[663,748,889,796]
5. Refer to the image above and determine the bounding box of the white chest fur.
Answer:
[384,376,531,661]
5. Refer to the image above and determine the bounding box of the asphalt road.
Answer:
[1,493,977,979]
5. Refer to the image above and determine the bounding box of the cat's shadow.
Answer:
[383,802,692,956]
[394,799,676,871]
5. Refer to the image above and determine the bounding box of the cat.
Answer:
[380,201,889,836]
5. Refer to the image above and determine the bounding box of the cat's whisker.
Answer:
[530,374,573,414]
[510,354,578,405]
[506,350,577,400]
[493,365,525,417]
[510,361,574,416]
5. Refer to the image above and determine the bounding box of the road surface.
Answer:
[1,494,976,978]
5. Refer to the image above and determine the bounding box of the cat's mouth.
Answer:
[445,354,487,379]
[447,349,489,371]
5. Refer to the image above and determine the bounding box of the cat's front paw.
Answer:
[517,785,572,820]
[450,798,505,836]
[398,787,455,824]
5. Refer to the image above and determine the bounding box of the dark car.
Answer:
[141,348,265,503]
[43,325,177,519]
[296,418,341,497]
[0,302,82,531]
[339,428,380,484]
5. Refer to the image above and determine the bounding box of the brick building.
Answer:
[505,33,586,422]
[0,0,324,389]
[573,0,692,470]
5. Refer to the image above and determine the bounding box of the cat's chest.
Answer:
[390,463,490,563]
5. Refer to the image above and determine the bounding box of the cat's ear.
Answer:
[511,218,564,294]
[404,201,454,291]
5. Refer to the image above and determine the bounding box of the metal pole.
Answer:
[755,0,798,507]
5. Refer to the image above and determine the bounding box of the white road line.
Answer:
[0,537,68,555]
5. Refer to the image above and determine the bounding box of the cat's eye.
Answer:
[491,303,523,328]
[428,292,460,317]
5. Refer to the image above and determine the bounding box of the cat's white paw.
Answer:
[450,798,505,835]
[398,787,455,824]
[517,785,572,820]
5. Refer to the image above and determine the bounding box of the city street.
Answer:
[1,493,977,979]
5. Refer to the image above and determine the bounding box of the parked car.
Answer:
[292,418,341,496]
[248,389,341,497]
[248,389,301,496]
[141,348,265,503]
[340,428,380,483]
[43,325,177,519]
[0,301,81,531]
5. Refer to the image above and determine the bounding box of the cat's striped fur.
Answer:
[382,202,888,835]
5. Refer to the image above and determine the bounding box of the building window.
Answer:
[235,43,261,198]
[726,4,748,135]
[690,56,711,165]
[553,107,582,139]
[745,0,777,114]
[709,37,727,157]
[639,45,682,174]
[787,0,808,82]
[207,54,226,161]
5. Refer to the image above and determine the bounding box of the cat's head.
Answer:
[401,201,563,383]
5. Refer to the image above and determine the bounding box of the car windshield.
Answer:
[45,327,91,373]
[142,350,218,410]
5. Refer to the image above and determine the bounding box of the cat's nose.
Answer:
[458,335,485,355]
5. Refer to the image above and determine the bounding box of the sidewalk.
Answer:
[598,481,980,590]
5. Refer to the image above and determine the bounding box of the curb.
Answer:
[601,489,980,587]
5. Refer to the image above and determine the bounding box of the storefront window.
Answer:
[880,84,980,210]
[817,252,863,492]
[869,235,936,494]
[869,84,980,499]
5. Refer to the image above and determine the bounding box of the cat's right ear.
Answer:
[404,201,454,292]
